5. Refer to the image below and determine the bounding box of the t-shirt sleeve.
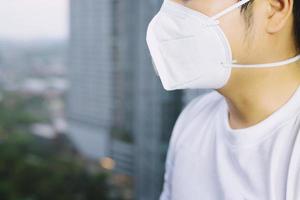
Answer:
[159,95,204,200]
[158,134,175,200]
[286,124,300,199]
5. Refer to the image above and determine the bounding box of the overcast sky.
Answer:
[0,0,69,41]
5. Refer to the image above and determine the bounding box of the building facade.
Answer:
[66,0,209,199]
[66,0,113,159]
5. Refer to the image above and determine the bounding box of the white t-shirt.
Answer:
[159,86,300,200]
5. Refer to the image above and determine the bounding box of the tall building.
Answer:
[132,1,183,199]
[66,0,113,159]
[109,0,136,176]
[66,0,192,199]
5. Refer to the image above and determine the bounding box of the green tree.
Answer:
[0,92,113,200]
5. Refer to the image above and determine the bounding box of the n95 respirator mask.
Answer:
[146,0,300,91]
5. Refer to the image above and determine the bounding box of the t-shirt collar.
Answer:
[219,85,300,147]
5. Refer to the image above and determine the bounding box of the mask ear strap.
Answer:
[211,0,251,20]
[223,54,300,68]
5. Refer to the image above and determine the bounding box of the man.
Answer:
[146,0,300,199]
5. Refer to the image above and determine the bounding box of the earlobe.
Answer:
[266,0,293,33]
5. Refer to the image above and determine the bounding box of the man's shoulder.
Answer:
[169,90,224,149]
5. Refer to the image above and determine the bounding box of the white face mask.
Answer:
[146,0,300,91]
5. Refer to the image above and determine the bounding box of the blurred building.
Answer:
[66,0,208,200]
[66,0,113,159]
[184,89,211,105]
[132,1,182,199]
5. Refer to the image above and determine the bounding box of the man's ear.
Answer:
[266,0,294,33]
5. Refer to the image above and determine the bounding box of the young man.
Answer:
[146,0,300,199]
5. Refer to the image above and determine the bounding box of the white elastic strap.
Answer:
[223,54,300,68]
[211,0,251,20]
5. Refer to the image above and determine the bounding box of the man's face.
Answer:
[170,0,269,65]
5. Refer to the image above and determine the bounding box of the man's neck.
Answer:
[216,63,300,129]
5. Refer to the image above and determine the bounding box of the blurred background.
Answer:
[0,0,210,199]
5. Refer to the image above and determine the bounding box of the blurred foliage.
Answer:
[0,91,112,200]
[0,133,111,200]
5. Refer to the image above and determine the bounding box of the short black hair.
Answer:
[241,0,300,51]
[294,0,300,51]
